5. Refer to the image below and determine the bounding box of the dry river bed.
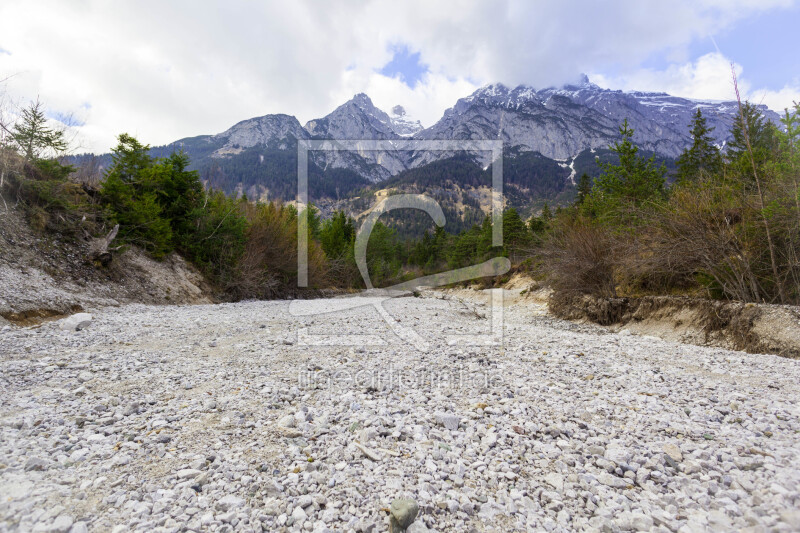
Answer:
[0,291,799,532]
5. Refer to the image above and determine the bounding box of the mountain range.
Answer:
[79,76,780,220]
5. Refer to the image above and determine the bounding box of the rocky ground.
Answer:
[1,290,799,532]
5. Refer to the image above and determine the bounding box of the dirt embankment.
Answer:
[548,291,800,359]
[0,204,214,325]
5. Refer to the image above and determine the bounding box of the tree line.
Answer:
[2,92,797,305]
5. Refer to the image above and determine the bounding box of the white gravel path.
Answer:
[1,291,799,532]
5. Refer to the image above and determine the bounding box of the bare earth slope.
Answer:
[1,292,799,532]
[0,207,212,324]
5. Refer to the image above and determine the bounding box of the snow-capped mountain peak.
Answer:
[421,76,780,162]
[388,105,423,136]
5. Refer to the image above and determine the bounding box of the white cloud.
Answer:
[337,70,478,128]
[0,0,795,153]
[591,52,800,112]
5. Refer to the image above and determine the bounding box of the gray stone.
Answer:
[390,498,420,530]
[291,505,307,521]
[435,412,460,431]
[663,443,683,463]
[69,522,89,533]
[544,473,564,492]
[176,468,202,479]
[216,495,245,512]
[24,457,49,471]
[48,514,73,533]
[278,415,296,428]
[59,313,92,332]
[597,473,629,489]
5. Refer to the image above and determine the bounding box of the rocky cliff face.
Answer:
[389,105,424,136]
[413,78,780,167]
[211,114,311,155]
[304,94,411,180]
[148,77,782,192]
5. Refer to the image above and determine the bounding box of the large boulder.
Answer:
[59,313,93,332]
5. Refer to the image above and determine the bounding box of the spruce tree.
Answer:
[590,119,666,220]
[12,99,68,161]
[502,207,530,259]
[575,173,592,205]
[676,109,721,183]
[320,210,355,259]
[727,101,777,179]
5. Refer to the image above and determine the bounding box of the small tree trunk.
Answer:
[732,67,786,304]
[89,224,120,266]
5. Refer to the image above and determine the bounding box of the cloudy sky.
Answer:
[1,0,798,153]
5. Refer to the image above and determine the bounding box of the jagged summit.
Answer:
[305,93,396,139]
[389,105,424,137]
[418,77,779,162]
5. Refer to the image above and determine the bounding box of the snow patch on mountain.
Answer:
[388,105,423,136]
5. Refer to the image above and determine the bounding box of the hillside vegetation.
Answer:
[541,99,800,306]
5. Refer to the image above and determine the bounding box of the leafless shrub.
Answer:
[620,180,799,304]
[227,202,328,299]
[539,216,619,298]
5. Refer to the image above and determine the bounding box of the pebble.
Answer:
[390,498,419,530]
[435,412,460,431]
[663,442,683,462]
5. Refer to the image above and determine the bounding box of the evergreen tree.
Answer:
[575,173,592,205]
[100,133,245,261]
[366,221,401,285]
[107,134,152,183]
[12,99,68,161]
[541,202,552,220]
[147,150,205,242]
[477,215,494,258]
[100,135,172,257]
[447,224,481,268]
[502,207,530,259]
[727,101,777,179]
[320,211,356,259]
[589,119,666,220]
[676,109,721,183]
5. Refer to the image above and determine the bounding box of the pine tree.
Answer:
[727,101,777,180]
[502,207,530,259]
[541,202,552,220]
[590,119,666,220]
[108,133,152,184]
[101,135,172,257]
[676,109,721,183]
[320,211,356,259]
[575,173,592,205]
[12,99,68,161]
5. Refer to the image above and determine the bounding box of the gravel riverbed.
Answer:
[1,291,799,532]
